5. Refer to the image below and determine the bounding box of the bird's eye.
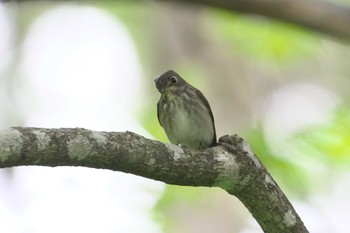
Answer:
[170,76,178,84]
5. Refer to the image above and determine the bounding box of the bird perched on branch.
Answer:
[155,70,216,149]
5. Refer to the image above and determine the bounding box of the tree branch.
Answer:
[8,0,350,40]
[163,0,350,41]
[0,127,308,233]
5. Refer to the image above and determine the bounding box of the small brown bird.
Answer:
[155,70,216,149]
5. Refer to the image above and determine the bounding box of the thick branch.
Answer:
[0,127,308,233]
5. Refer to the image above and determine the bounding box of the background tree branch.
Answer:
[162,0,350,41]
[0,127,308,233]
[8,0,350,40]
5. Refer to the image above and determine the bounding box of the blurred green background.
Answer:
[1,1,349,233]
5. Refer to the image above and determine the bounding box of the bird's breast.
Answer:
[158,92,214,148]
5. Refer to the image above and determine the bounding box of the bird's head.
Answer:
[154,70,186,93]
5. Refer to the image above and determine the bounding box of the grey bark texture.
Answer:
[0,127,309,233]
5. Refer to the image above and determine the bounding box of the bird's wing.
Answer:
[157,100,163,127]
[196,89,217,145]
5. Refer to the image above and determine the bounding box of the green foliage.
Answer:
[210,11,320,65]
[245,104,350,197]
[153,185,217,233]
[295,105,350,165]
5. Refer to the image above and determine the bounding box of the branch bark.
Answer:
[0,127,308,233]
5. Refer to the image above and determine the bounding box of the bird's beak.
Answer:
[154,76,165,93]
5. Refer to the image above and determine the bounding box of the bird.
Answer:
[155,70,216,149]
